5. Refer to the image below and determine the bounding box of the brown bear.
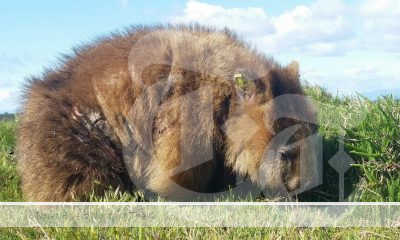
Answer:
[16,24,319,201]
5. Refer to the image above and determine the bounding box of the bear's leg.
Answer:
[145,126,215,201]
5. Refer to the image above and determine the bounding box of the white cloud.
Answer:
[360,0,400,17]
[172,0,400,55]
[261,3,353,56]
[0,88,18,113]
[303,65,400,95]
[172,0,274,37]
[271,2,351,43]
[344,66,379,77]
[359,0,400,52]
[0,89,11,101]
[310,0,350,17]
[172,0,354,56]
[344,66,400,91]
[0,53,45,112]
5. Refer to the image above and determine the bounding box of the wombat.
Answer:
[16,24,319,201]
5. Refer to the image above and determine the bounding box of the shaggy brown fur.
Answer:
[16,24,318,201]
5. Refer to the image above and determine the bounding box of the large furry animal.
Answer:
[16,24,319,201]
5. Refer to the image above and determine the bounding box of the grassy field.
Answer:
[0,86,399,238]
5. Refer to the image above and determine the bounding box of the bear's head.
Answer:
[225,61,320,198]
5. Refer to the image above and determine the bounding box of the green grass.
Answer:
[0,120,22,202]
[304,85,400,202]
[1,86,400,238]
[2,226,400,239]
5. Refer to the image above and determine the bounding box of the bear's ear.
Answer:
[287,60,300,79]
[233,72,256,102]
[269,61,302,98]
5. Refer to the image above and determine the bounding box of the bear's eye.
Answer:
[279,151,290,161]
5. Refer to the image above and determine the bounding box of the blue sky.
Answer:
[1,0,400,113]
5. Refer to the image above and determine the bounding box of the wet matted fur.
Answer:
[16,24,318,201]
